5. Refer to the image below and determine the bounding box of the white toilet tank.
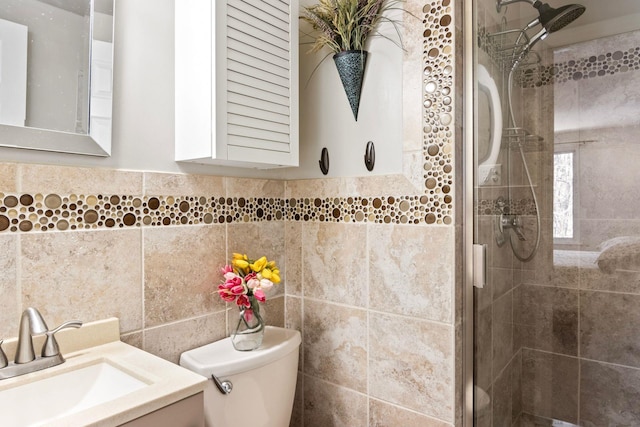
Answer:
[179,326,301,427]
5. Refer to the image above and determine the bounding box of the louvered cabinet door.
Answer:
[175,0,299,168]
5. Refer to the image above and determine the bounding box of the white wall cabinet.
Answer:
[175,0,299,168]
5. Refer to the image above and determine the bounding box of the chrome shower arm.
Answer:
[497,0,539,13]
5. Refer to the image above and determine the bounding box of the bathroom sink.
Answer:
[0,360,148,426]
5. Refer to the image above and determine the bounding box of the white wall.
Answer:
[287,0,403,179]
[0,0,405,180]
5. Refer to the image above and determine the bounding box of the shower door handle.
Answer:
[473,244,487,289]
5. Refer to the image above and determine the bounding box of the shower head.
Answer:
[535,2,586,33]
[496,0,586,33]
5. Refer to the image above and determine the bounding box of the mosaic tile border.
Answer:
[0,192,455,233]
[479,25,640,88]
[421,0,455,223]
[476,197,536,216]
[520,45,640,88]
[0,0,456,234]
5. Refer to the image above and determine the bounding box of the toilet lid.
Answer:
[179,326,301,377]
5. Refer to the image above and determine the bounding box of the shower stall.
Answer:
[467,0,640,425]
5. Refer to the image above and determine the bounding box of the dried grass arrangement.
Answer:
[300,0,404,54]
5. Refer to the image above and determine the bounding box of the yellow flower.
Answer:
[261,267,281,283]
[231,253,249,270]
[271,269,281,283]
[232,258,249,269]
[250,256,268,272]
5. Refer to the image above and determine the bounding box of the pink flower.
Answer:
[221,265,233,275]
[230,284,245,295]
[246,277,260,289]
[217,286,236,302]
[243,308,254,323]
[236,294,250,308]
[226,276,242,287]
[259,278,274,290]
[253,288,266,302]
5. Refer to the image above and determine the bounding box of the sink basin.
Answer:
[0,360,149,426]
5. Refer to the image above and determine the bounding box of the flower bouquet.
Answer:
[218,253,281,351]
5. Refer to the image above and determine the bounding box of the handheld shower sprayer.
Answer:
[490,0,585,262]
[496,0,586,33]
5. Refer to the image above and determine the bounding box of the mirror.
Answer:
[0,0,114,156]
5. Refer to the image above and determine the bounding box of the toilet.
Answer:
[179,326,301,427]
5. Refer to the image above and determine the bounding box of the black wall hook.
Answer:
[319,147,329,175]
[364,141,375,171]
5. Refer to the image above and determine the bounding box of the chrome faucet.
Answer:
[15,307,49,364]
[0,307,82,380]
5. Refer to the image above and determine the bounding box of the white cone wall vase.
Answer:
[333,50,368,121]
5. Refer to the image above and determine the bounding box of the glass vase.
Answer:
[231,296,265,351]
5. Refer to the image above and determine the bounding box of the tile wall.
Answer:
[0,1,462,426]
[516,30,640,427]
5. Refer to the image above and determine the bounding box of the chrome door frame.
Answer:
[462,0,476,426]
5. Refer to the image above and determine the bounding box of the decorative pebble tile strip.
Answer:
[0,0,456,234]
[519,46,640,88]
[479,25,640,88]
[476,198,537,216]
[421,0,455,225]
[0,192,456,233]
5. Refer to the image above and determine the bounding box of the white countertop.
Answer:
[0,318,207,427]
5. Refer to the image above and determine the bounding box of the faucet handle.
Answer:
[42,320,83,358]
[0,340,7,368]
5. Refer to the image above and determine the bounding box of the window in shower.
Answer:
[553,150,576,241]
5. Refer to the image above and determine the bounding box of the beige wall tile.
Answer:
[226,178,284,199]
[285,296,303,372]
[19,164,142,195]
[521,349,578,424]
[144,225,226,327]
[580,360,640,427]
[369,224,454,322]
[290,372,304,427]
[475,306,492,390]
[302,222,368,306]
[121,331,143,349]
[285,178,343,199]
[492,291,514,378]
[0,163,18,193]
[285,296,303,332]
[303,375,368,427]
[0,235,18,338]
[144,172,225,196]
[492,357,514,427]
[514,285,578,356]
[369,313,454,421]
[263,295,284,327]
[303,299,367,392]
[21,229,143,333]
[369,398,452,427]
[580,266,640,294]
[343,175,420,198]
[285,221,302,296]
[143,312,227,364]
[581,290,640,367]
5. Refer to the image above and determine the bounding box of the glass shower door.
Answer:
[471,0,640,426]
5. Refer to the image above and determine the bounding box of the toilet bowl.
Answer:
[179,326,301,427]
